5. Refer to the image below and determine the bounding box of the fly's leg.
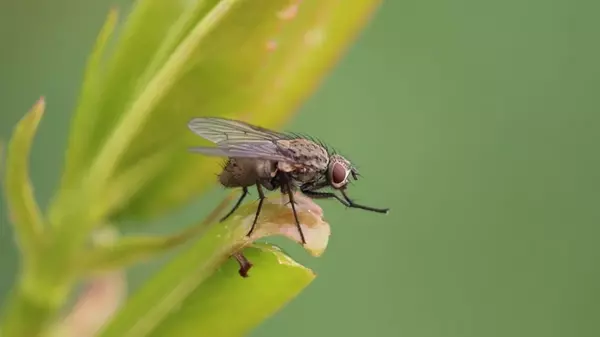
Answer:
[232,252,253,278]
[302,188,389,214]
[287,190,307,245]
[301,189,350,205]
[340,189,389,213]
[282,174,307,245]
[220,187,249,222]
[246,183,266,238]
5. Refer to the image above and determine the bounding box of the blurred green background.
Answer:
[1,1,599,337]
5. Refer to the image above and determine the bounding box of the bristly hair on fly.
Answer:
[216,158,233,181]
[281,130,334,156]
[282,130,363,186]
[219,158,230,171]
[282,129,363,179]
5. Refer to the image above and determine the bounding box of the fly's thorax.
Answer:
[275,138,329,171]
[219,157,277,188]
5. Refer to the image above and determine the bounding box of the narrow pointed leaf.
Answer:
[61,9,119,187]
[3,98,46,262]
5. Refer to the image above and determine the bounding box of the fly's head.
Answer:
[327,154,359,190]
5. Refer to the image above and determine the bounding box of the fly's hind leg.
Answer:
[246,183,266,238]
[220,187,249,222]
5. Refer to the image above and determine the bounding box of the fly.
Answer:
[187,117,389,246]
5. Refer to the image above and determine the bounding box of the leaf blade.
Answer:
[61,9,119,187]
[148,244,315,337]
[3,97,46,261]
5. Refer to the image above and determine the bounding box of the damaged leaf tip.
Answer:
[236,192,331,257]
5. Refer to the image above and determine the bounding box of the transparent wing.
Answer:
[188,117,287,144]
[188,117,297,162]
[188,144,293,162]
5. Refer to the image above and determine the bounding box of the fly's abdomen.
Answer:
[219,158,277,188]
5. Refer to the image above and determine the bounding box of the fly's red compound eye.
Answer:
[331,162,347,188]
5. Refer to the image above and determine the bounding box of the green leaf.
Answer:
[0,98,58,337]
[58,0,383,223]
[96,194,330,337]
[3,97,46,264]
[148,244,315,337]
[61,8,119,187]
[44,8,120,245]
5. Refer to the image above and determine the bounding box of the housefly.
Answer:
[187,117,389,246]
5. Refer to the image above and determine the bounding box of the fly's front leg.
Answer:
[340,189,389,214]
[301,188,351,206]
[302,188,389,214]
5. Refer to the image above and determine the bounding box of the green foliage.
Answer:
[0,1,381,336]
[2,99,45,265]
[142,244,315,337]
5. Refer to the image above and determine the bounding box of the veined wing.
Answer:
[188,117,286,144]
[188,143,296,162]
[188,117,297,162]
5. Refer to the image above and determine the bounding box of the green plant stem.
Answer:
[0,99,59,337]
[0,241,80,337]
[0,261,78,337]
[1,283,52,337]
